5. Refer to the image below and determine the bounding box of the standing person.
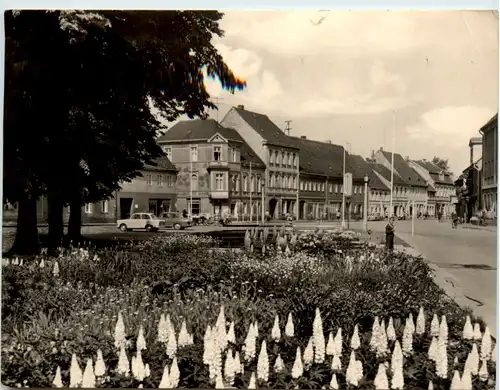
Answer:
[385,217,395,252]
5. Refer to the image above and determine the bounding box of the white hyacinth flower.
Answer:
[376,319,389,357]
[478,359,489,382]
[216,306,228,351]
[203,325,212,365]
[53,366,63,388]
[480,326,492,361]
[234,351,242,374]
[407,313,415,334]
[428,337,438,361]
[435,338,448,379]
[178,320,190,348]
[69,353,83,387]
[291,347,304,379]
[137,325,147,351]
[274,354,285,373]
[428,381,434,390]
[439,315,448,344]
[391,354,404,389]
[40,259,45,268]
[144,363,150,378]
[303,337,314,368]
[463,316,474,340]
[224,349,235,385]
[449,370,461,389]
[466,344,480,376]
[312,308,326,363]
[354,359,363,383]
[157,314,168,343]
[387,318,396,341]
[166,328,178,358]
[374,363,389,390]
[243,324,257,362]
[326,332,335,356]
[132,350,145,382]
[416,307,425,335]
[257,341,269,383]
[345,351,359,387]
[271,315,281,342]
[285,313,295,337]
[114,311,127,349]
[169,356,180,388]
[330,373,339,389]
[53,261,60,277]
[492,343,497,363]
[331,354,342,370]
[253,320,259,338]
[402,318,413,356]
[430,314,439,337]
[117,344,130,377]
[473,323,482,341]
[82,358,96,388]
[333,328,343,356]
[248,372,256,389]
[461,368,472,390]
[391,341,403,376]
[351,324,361,350]
[370,316,380,351]
[95,349,106,377]
[158,365,170,389]
[227,321,236,344]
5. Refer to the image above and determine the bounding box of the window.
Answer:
[214,146,221,161]
[243,176,248,192]
[270,150,275,165]
[191,174,198,191]
[257,176,261,192]
[340,185,343,194]
[232,148,237,162]
[271,174,275,188]
[166,175,173,186]
[276,151,280,166]
[215,173,224,190]
[163,146,172,160]
[189,199,201,215]
[84,203,92,214]
[334,184,338,193]
[293,154,298,168]
[250,176,255,192]
[281,152,285,167]
[276,175,281,189]
[132,214,141,219]
[190,146,198,162]
[288,153,293,166]
[101,200,109,213]
[293,177,297,189]
[157,174,163,186]
[146,174,152,186]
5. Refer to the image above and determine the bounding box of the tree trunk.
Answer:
[67,196,83,244]
[47,191,64,250]
[9,195,39,255]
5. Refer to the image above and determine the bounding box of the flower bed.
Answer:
[1,230,496,388]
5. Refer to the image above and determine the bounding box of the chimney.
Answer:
[405,156,410,162]
[379,146,383,152]
[371,150,375,159]
[237,105,245,110]
[325,140,331,144]
[422,158,426,162]
[300,135,307,139]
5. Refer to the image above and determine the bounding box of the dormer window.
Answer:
[214,146,221,161]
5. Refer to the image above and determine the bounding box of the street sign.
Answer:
[343,173,353,197]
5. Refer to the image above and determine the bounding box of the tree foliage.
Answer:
[431,156,451,173]
[4,10,246,254]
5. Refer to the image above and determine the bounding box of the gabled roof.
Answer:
[414,160,442,174]
[370,163,407,185]
[347,154,389,190]
[480,113,498,133]
[232,107,299,149]
[157,119,244,144]
[240,142,265,169]
[380,151,427,187]
[287,136,344,177]
[413,160,454,185]
[144,156,177,172]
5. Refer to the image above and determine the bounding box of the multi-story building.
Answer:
[157,119,266,219]
[221,106,300,219]
[479,113,497,214]
[456,158,482,220]
[368,162,408,217]
[409,159,455,216]
[372,148,428,217]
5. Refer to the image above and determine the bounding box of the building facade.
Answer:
[409,159,455,216]
[157,119,266,219]
[221,106,300,219]
[479,113,497,215]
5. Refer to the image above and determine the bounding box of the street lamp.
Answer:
[408,177,415,237]
[261,181,265,225]
[363,174,369,231]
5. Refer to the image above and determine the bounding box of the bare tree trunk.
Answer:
[9,195,39,255]
[47,191,64,250]
[67,196,83,244]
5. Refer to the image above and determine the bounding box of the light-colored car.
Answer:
[159,212,191,230]
[117,213,165,232]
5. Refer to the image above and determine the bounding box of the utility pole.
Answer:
[284,120,292,136]
[249,161,252,222]
[210,97,224,123]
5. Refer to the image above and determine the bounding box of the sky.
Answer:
[166,10,498,176]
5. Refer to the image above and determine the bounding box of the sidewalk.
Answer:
[2,222,115,228]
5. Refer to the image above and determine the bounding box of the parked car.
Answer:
[159,212,191,230]
[117,213,165,232]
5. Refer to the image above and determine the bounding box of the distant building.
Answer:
[479,113,497,215]
[455,158,482,221]
[221,106,300,219]
[372,148,428,217]
[409,159,455,216]
[157,119,266,219]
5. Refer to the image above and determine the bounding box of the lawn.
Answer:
[1,226,496,389]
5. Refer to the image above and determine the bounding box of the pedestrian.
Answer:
[385,216,395,252]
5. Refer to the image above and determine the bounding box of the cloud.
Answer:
[406,106,495,148]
